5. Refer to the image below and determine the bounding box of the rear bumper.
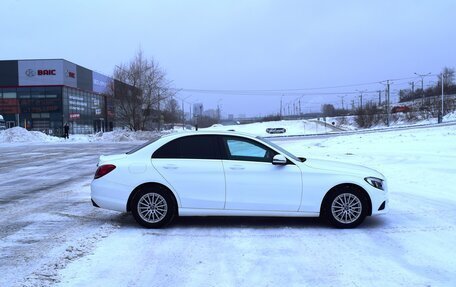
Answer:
[91,179,130,212]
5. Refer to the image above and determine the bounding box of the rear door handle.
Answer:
[163,164,178,170]
[229,165,245,170]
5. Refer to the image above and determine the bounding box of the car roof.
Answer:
[162,130,259,140]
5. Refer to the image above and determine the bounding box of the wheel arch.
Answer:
[320,183,372,216]
[126,182,179,215]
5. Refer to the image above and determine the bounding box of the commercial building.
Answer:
[0,59,116,135]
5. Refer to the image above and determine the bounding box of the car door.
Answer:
[221,136,302,211]
[151,135,226,209]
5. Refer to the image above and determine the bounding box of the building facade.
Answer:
[0,59,116,135]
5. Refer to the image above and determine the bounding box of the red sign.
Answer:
[69,113,80,119]
[0,99,19,114]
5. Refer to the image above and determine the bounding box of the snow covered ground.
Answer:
[1,125,456,286]
[202,119,342,137]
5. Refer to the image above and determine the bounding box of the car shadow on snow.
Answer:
[114,214,328,229]
[114,213,388,230]
[172,216,327,229]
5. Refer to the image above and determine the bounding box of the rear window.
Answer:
[126,136,161,154]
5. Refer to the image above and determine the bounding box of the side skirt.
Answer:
[179,208,319,217]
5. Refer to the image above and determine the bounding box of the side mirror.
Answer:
[272,154,287,165]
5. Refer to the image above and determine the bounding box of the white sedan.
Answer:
[91,131,388,228]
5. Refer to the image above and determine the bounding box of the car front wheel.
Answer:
[131,189,175,228]
[324,189,367,228]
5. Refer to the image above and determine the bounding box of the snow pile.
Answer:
[202,119,340,137]
[0,127,172,144]
[91,130,164,142]
[0,127,62,143]
[444,111,456,121]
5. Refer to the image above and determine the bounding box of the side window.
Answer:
[179,135,220,159]
[152,139,181,158]
[152,135,220,159]
[223,136,276,162]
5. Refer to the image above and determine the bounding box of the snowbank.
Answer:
[325,111,456,131]
[202,119,340,137]
[90,130,164,142]
[444,111,456,121]
[0,127,170,144]
[0,127,62,143]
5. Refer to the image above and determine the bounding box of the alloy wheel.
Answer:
[137,193,168,223]
[331,193,362,224]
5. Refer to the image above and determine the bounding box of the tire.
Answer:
[131,188,176,228]
[323,187,368,228]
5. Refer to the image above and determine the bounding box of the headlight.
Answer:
[365,177,384,190]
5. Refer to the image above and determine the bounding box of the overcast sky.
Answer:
[1,0,455,117]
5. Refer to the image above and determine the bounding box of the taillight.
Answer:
[94,164,116,179]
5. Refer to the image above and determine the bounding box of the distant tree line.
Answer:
[399,67,455,103]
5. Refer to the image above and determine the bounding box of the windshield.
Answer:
[257,137,303,162]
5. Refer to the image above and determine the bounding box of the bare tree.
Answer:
[321,104,336,117]
[162,97,181,124]
[437,67,455,89]
[112,49,174,131]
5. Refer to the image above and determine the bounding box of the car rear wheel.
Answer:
[324,188,367,228]
[131,189,175,228]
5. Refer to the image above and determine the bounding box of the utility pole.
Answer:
[157,89,161,131]
[441,72,444,123]
[415,72,431,106]
[356,90,367,109]
[280,95,283,118]
[378,90,382,105]
[338,95,345,110]
[181,95,191,130]
[182,99,185,129]
[386,80,390,127]
[409,81,415,93]
[298,99,301,115]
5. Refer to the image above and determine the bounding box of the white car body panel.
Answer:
[152,158,225,209]
[223,160,302,211]
[90,131,389,219]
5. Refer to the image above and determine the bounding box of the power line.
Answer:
[172,74,438,95]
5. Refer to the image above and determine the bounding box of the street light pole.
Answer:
[441,73,444,123]
[279,95,283,118]
[386,80,390,127]
[414,72,431,106]
[181,95,191,130]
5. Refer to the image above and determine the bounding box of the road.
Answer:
[0,142,137,286]
[1,125,456,286]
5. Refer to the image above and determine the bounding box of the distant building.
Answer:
[193,103,203,117]
[0,59,131,134]
[203,109,217,118]
[228,114,234,120]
